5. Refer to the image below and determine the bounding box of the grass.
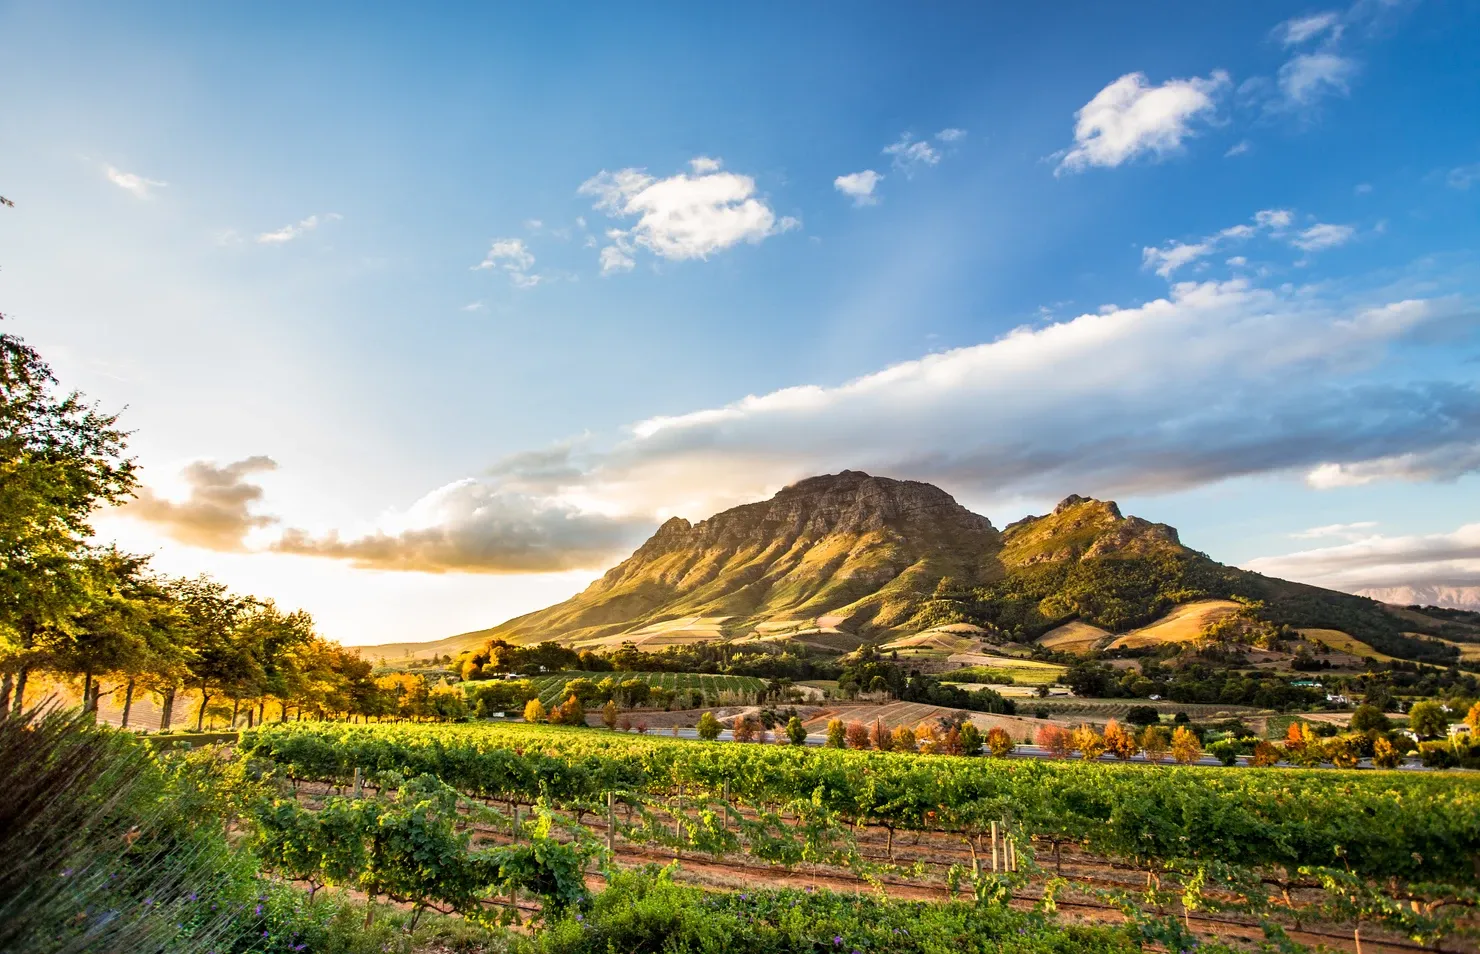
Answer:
[1107,600,1242,649]
[943,660,1066,686]
[529,670,766,705]
[1299,627,1399,662]
[1036,620,1111,654]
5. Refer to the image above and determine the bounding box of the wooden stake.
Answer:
[991,821,999,872]
[606,792,615,853]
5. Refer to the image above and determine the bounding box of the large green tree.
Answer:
[0,331,135,712]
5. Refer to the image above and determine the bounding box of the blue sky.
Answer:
[3,0,1479,643]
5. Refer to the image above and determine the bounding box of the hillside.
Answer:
[360,472,1474,666]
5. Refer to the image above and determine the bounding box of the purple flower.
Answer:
[143,898,154,907]
[833,936,844,946]
[254,904,263,916]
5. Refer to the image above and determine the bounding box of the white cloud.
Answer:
[257,213,341,244]
[524,218,544,230]
[1448,163,1480,190]
[1141,207,1294,277]
[462,301,485,312]
[578,159,794,273]
[1225,140,1252,157]
[105,166,167,199]
[883,134,940,175]
[1290,521,1378,540]
[1056,70,1229,174]
[834,170,884,206]
[1226,256,1248,267]
[689,156,723,174]
[1277,52,1358,107]
[935,128,967,142]
[1292,222,1355,250]
[1246,522,1480,591]
[1276,11,1343,46]
[474,238,539,287]
[1306,443,1480,489]
[1355,182,1373,195]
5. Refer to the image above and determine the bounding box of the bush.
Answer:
[523,698,547,724]
[697,711,722,741]
[1250,740,1281,767]
[785,716,808,746]
[844,721,870,750]
[959,722,984,756]
[1207,739,1239,766]
[1171,726,1202,764]
[1125,705,1160,727]
[984,726,1014,758]
[825,718,846,749]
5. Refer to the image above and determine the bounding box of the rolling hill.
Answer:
[359,471,1476,667]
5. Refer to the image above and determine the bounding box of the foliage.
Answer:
[1407,700,1448,738]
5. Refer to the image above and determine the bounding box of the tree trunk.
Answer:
[82,668,95,716]
[120,679,135,728]
[196,687,211,732]
[246,708,254,729]
[12,667,30,715]
[160,686,176,730]
[230,697,240,728]
[0,672,12,713]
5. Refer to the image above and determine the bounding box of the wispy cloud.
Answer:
[1276,52,1358,108]
[1290,521,1378,540]
[257,213,341,244]
[883,133,941,175]
[1291,222,1356,251]
[1247,522,1480,591]
[1275,11,1343,46]
[1055,71,1229,174]
[1448,163,1480,191]
[1141,207,1294,277]
[473,238,540,288]
[106,166,167,199]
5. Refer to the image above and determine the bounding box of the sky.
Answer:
[2,0,1479,645]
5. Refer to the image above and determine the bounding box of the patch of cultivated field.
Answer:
[1036,620,1112,654]
[941,658,1066,686]
[1299,628,1398,662]
[1435,637,1480,662]
[572,615,732,650]
[1107,600,1242,649]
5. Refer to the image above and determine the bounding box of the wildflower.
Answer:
[834,936,844,946]
[254,904,263,915]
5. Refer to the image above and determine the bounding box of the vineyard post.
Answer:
[723,781,730,830]
[991,821,999,872]
[675,782,684,857]
[513,805,520,841]
[353,766,362,798]
[606,791,615,853]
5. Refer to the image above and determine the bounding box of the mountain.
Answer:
[360,471,1470,666]
[1353,585,1480,613]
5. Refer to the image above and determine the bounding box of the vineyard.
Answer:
[240,720,1480,951]
[526,670,767,706]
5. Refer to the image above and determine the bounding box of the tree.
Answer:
[1072,724,1106,760]
[1170,726,1202,764]
[554,693,585,726]
[696,711,722,741]
[1036,724,1072,758]
[1372,736,1402,769]
[1407,700,1448,739]
[785,716,807,746]
[890,725,918,753]
[960,722,984,756]
[731,714,758,743]
[1139,725,1171,762]
[1,331,136,713]
[523,698,548,724]
[1467,701,1480,731]
[601,700,618,730]
[984,726,1014,757]
[825,718,845,748]
[844,720,870,750]
[1250,740,1281,767]
[1349,704,1390,734]
[1124,705,1160,727]
[869,719,892,752]
[1102,720,1138,759]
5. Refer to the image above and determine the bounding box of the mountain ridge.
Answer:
[357,471,1470,666]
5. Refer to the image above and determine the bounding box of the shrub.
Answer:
[1207,739,1239,766]
[1035,724,1072,759]
[523,698,547,724]
[825,718,846,748]
[844,720,870,750]
[1372,736,1402,769]
[732,715,758,743]
[985,726,1014,758]
[696,711,722,741]
[783,716,807,746]
[601,700,618,730]
[891,725,918,753]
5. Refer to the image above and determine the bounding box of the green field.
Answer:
[942,660,1066,686]
[529,670,767,705]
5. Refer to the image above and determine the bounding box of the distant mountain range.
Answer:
[1353,585,1480,613]
[358,472,1477,665]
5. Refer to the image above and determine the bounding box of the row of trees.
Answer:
[0,328,388,730]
